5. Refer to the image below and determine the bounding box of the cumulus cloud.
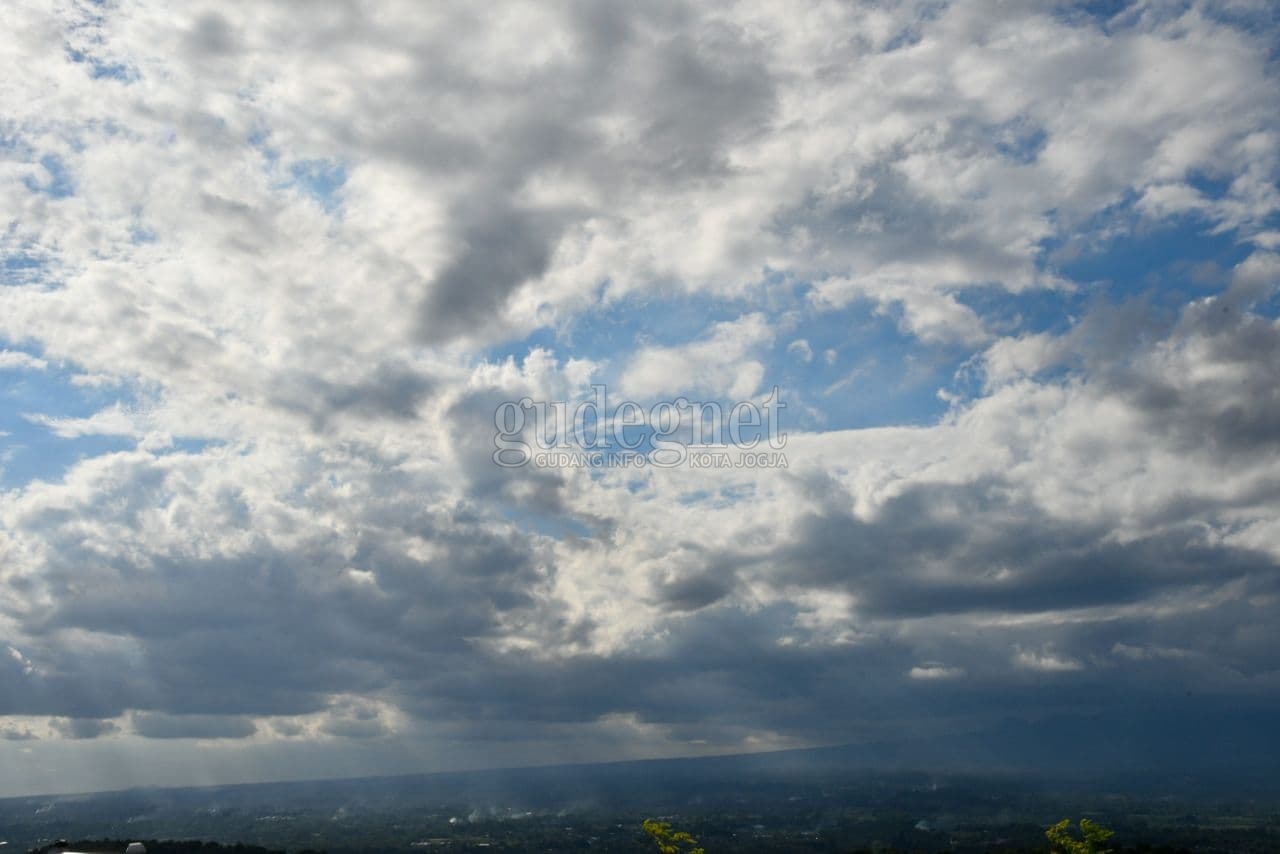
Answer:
[620,313,774,400]
[0,0,1278,794]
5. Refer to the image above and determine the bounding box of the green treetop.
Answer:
[642,819,705,854]
[1046,818,1115,854]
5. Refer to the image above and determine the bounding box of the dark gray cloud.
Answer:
[774,483,1280,619]
[50,717,120,740]
[419,206,567,342]
[132,712,258,740]
[268,361,437,430]
[652,569,737,612]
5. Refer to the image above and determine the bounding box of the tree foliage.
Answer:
[1046,818,1115,854]
[642,819,706,854]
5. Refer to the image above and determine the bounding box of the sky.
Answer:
[1,0,1279,799]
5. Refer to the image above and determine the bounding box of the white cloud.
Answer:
[0,350,48,372]
[620,313,774,400]
[908,664,966,680]
[1014,647,1084,673]
[787,339,814,363]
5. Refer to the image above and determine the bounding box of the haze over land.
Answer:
[2,0,1279,799]
[4,752,1280,854]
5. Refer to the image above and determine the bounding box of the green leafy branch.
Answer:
[643,819,705,854]
[1046,818,1115,854]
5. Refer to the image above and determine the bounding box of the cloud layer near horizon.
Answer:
[1,0,1279,796]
